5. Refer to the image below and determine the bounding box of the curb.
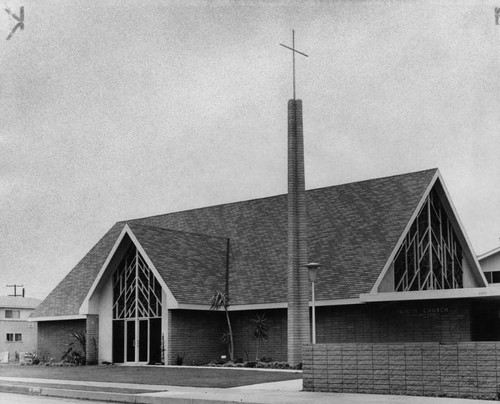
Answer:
[0,383,263,404]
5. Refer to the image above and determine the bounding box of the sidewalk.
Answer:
[0,376,498,404]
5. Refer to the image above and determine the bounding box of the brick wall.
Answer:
[287,98,310,365]
[168,310,226,365]
[167,300,471,366]
[303,342,500,399]
[316,300,471,343]
[37,319,86,361]
[231,309,287,362]
[86,315,99,365]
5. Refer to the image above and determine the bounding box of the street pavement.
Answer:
[0,376,498,404]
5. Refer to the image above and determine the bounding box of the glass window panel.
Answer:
[492,272,500,284]
[392,187,466,292]
[5,310,20,319]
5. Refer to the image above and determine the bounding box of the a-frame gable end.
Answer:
[372,171,487,295]
[79,224,178,315]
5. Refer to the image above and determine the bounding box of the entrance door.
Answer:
[126,320,135,363]
[139,320,148,362]
[112,245,163,364]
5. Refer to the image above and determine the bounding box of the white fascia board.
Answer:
[437,174,488,287]
[174,303,287,312]
[370,170,439,293]
[79,224,178,315]
[176,298,363,312]
[314,298,364,307]
[478,246,500,261]
[30,315,87,322]
[229,302,287,311]
[360,287,500,303]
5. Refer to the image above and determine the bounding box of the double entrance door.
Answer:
[113,318,162,364]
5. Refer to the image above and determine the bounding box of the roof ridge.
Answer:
[126,221,229,241]
[311,168,438,191]
[128,168,438,221]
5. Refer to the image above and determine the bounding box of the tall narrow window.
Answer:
[6,334,13,342]
[112,245,162,320]
[394,188,464,291]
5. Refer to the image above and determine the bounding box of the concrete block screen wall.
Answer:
[303,342,500,399]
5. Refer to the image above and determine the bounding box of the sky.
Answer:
[1,0,500,300]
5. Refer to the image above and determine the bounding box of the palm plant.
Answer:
[210,291,234,361]
[251,313,269,361]
[62,331,86,365]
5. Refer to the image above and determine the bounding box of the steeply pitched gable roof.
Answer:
[32,168,437,318]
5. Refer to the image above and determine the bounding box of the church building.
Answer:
[31,167,497,365]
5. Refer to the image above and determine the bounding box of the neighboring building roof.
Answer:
[478,246,500,261]
[32,168,438,318]
[0,296,41,309]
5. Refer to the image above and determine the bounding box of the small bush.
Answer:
[175,353,187,366]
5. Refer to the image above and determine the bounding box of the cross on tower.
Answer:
[280,30,309,100]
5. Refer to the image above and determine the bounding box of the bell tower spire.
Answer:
[280,30,310,365]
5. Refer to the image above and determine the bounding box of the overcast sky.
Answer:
[1,0,500,300]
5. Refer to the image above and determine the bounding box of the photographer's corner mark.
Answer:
[5,6,23,40]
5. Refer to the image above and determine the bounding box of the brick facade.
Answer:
[231,309,287,362]
[168,300,471,365]
[37,299,475,366]
[303,342,500,399]
[168,310,226,365]
[287,98,310,365]
[315,300,472,343]
[85,315,99,365]
[37,319,86,361]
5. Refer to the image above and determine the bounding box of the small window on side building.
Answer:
[5,310,20,319]
[14,334,22,342]
[6,333,13,342]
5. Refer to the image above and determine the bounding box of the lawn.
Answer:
[0,364,302,388]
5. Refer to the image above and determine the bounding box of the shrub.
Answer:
[62,331,86,365]
[175,352,187,366]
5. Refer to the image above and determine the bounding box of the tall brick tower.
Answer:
[287,99,310,365]
[280,31,310,365]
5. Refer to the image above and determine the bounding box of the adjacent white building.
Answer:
[0,296,41,361]
[479,246,500,285]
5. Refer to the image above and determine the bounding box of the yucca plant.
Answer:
[62,331,86,365]
[251,313,269,361]
[210,291,234,361]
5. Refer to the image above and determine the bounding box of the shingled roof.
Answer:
[127,223,228,305]
[32,168,437,318]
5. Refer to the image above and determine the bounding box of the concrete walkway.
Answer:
[0,376,497,404]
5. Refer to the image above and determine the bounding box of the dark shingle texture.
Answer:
[32,223,123,318]
[32,169,436,317]
[127,223,227,305]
